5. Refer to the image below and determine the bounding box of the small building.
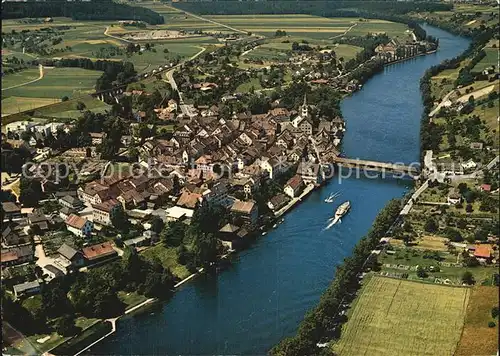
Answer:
[59,195,84,211]
[480,184,491,193]
[57,243,85,268]
[267,194,290,211]
[230,200,258,227]
[65,214,93,237]
[2,202,22,220]
[1,245,34,267]
[27,213,49,232]
[82,242,118,265]
[43,264,65,280]
[296,161,324,185]
[92,199,121,226]
[461,159,477,171]
[447,189,461,205]
[473,245,492,262]
[165,206,194,222]
[218,223,249,250]
[13,280,41,300]
[284,175,304,198]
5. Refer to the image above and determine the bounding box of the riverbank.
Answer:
[90,24,471,355]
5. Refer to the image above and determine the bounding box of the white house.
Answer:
[65,214,93,237]
[284,175,304,198]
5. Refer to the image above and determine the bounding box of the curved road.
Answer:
[2,64,44,91]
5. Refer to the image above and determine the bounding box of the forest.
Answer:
[2,0,164,25]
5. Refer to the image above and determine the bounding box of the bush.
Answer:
[492,306,499,319]
[488,321,496,328]
[61,96,69,102]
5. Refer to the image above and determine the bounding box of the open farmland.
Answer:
[473,48,498,72]
[3,67,101,99]
[205,15,409,40]
[1,97,60,117]
[455,286,499,356]
[333,276,470,356]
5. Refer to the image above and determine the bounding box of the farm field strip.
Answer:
[333,276,470,356]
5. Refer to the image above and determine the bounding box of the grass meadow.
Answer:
[333,276,470,356]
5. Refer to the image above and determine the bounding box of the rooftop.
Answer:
[231,200,256,214]
[65,214,89,230]
[82,242,116,260]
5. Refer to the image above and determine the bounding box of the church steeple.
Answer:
[301,93,308,117]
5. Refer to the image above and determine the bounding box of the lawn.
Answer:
[118,291,147,309]
[141,244,190,280]
[3,67,101,99]
[333,44,363,61]
[236,77,263,93]
[333,276,470,356]
[2,68,41,89]
[455,286,499,356]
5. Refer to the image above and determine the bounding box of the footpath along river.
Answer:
[91,24,470,355]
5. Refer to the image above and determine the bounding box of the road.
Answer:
[3,64,44,91]
[103,26,132,44]
[166,4,248,34]
[400,179,429,215]
[165,47,206,118]
[429,89,454,118]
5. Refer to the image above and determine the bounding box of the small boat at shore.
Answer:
[272,224,278,228]
[262,231,267,236]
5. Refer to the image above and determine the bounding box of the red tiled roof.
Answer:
[473,245,491,259]
[65,214,88,229]
[176,191,202,209]
[480,184,491,192]
[93,199,120,213]
[231,200,256,214]
[286,175,303,190]
[82,242,116,260]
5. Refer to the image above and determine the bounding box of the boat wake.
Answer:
[324,217,340,230]
[324,191,341,203]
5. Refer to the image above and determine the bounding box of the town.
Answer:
[1,0,498,355]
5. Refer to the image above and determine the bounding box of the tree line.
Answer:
[270,199,401,355]
[173,1,451,16]
[37,57,137,91]
[2,0,164,25]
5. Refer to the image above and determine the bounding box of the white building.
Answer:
[65,214,93,237]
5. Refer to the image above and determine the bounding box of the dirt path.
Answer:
[330,23,358,39]
[457,84,497,103]
[103,26,132,44]
[167,4,248,34]
[2,64,44,91]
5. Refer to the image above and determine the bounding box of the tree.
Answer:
[76,101,86,111]
[461,271,475,285]
[54,314,79,336]
[424,218,438,233]
[416,266,428,278]
[61,96,69,102]
[491,306,499,319]
[111,205,130,231]
[161,220,186,247]
[465,203,473,213]
[150,216,164,234]
[19,178,42,208]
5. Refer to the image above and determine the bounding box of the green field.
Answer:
[2,68,41,89]
[3,67,101,99]
[333,276,470,356]
[473,48,498,72]
[334,44,363,61]
[1,96,60,116]
[141,244,190,280]
[206,15,408,40]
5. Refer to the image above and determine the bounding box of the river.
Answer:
[91,24,470,355]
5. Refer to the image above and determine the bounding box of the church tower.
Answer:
[301,93,309,118]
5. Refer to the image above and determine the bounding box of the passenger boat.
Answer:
[334,201,351,220]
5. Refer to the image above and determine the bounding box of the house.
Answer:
[92,199,121,226]
[142,230,159,243]
[480,184,491,192]
[59,195,84,211]
[124,235,152,248]
[27,213,49,232]
[165,206,194,222]
[230,200,258,227]
[218,223,249,250]
[13,281,41,300]
[43,264,65,280]
[1,245,34,267]
[90,132,105,145]
[2,202,22,220]
[176,191,202,209]
[473,244,492,262]
[267,194,289,211]
[82,242,118,264]
[461,159,477,171]
[78,181,109,205]
[296,161,324,185]
[202,181,232,208]
[447,189,462,205]
[284,175,304,198]
[57,243,85,268]
[65,214,93,237]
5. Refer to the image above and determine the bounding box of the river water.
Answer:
[92,24,470,355]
